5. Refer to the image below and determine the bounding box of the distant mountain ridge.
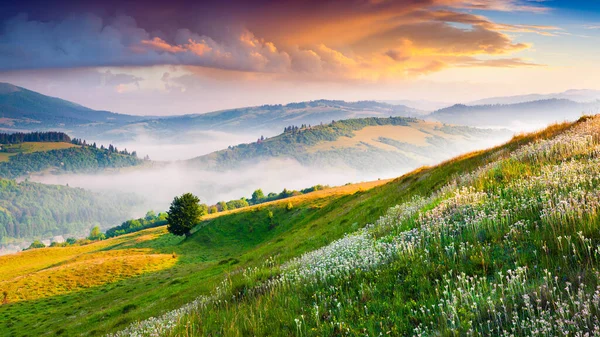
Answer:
[428,98,600,129]
[3,82,600,141]
[468,89,600,105]
[0,82,145,128]
[117,99,423,139]
[0,83,423,140]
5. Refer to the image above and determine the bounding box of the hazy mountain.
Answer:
[0,83,422,142]
[428,99,600,130]
[0,82,145,131]
[113,100,424,139]
[187,116,511,173]
[468,89,600,106]
[378,99,452,112]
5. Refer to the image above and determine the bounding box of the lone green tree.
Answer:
[88,225,105,240]
[167,193,204,237]
[251,189,265,204]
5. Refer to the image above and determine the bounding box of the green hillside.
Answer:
[0,178,142,247]
[0,143,143,179]
[188,116,510,171]
[111,115,599,337]
[0,115,581,336]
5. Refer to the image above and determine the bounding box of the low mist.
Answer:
[94,130,262,161]
[30,159,392,217]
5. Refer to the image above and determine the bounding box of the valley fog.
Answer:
[94,130,263,161]
[30,132,512,217]
[30,159,394,216]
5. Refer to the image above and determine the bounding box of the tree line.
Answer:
[206,184,328,214]
[70,138,137,157]
[0,131,71,144]
[202,116,416,171]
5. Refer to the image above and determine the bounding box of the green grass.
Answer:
[0,120,578,336]
[154,118,600,336]
[0,179,399,336]
[0,142,77,162]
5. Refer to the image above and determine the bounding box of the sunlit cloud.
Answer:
[0,0,556,80]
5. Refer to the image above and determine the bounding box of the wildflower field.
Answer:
[2,116,596,336]
[0,177,404,336]
[112,116,600,336]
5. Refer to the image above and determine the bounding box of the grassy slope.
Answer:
[0,142,77,162]
[0,180,399,336]
[158,119,595,336]
[0,121,572,336]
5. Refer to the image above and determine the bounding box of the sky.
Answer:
[0,0,599,116]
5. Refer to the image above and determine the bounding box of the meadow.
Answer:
[0,142,77,162]
[112,117,598,336]
[0,116,591,336]
[0,178,406,336]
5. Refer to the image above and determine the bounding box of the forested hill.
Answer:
[187,116,511,172]
[0,179,142,250]
[0,145,143,179]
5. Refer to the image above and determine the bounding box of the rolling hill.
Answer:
[187,116,511,172]
[428,99,600,129]
[1,113,595,336]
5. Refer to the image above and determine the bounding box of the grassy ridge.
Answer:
[126,118,598,336]
[115,120,580,336]
[0,119,576,336]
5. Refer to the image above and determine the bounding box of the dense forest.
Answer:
[0,131,71,144]
[0,179,141,243]
[0,145,142,179]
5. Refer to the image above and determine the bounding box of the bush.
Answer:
[28,240,45,249]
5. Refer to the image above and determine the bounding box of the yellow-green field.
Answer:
[0,175,397,336]
[0,142,78,162]
[0,229,176,303]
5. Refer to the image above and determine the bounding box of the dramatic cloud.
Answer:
[0,0,555,79]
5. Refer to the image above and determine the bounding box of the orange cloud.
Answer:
[141,37,185,53]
